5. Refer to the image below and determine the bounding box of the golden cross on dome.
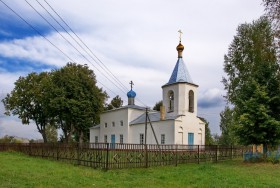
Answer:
[129,81,134,90]
[178,29,183,42]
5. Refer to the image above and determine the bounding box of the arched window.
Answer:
[168,90,174,112]
[189,90,194,113]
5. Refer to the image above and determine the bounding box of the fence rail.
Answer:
[0,143,252,170]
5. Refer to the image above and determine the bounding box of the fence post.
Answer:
[41,144,44,158]
[77,143,80,166]
[145,144,148,168]
[105,143,109,171]
[56,144,59,161]
[198,145,200,164]
[231,145,233,159]
[215,145,218,163]
[175,145,178,166]
[29,143,32,156]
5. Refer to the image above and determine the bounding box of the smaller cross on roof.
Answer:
[129,81,134,90]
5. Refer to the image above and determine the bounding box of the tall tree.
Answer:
[223,17,280,151]
[263,0,280,60]
[2,72,53,143]
[106,95,123,110]
[264,0,280,30]
[219,106,238,145]
[50,63,108,143]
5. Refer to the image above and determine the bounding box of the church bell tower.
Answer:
[162,31,198,117]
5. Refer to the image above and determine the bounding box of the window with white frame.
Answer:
[140,134,144,144]
[105,122,107,128]
[104,135,107,143]
[161,134,165,144]
[120,134,123,144]
[95,136,98,143]
[112,121,115,127]
[120,120,123,126]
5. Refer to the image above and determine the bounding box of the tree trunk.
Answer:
[79,131,84,145]
[42,132,48,143]
[36,122,48,143]
[263,143,268,159]
[61,128,68,143]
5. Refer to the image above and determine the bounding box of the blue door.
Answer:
[188,133,194,145]
[111,134,116,143]
[111,134,115,149]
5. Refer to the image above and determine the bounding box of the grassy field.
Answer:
[0,152,280,188]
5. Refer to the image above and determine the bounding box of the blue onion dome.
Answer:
[127,89,136,98]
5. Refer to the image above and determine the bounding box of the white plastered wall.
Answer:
[162,83,198,117]
[89,127,100,143]
[130,120,175,144]
[90,107,145,143]
[174,115,205,145]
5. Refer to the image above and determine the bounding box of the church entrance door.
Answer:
[188,133,194,150]
[188,133,194,145]
[111,134,115,149]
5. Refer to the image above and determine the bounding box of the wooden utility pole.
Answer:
[145,108,148,145]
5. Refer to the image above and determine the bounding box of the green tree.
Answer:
[212,133,220,145]
[199,117,214,145]
[152,100,162,111]
[219,106,238,145]
[106,95,123,110]
[0,135,22,143]
[45,124,58,143]
[223,17,280,151]
[264,0,280,29]
[263,0,280,59]
[50,63,108,143]
[2,72,53,143]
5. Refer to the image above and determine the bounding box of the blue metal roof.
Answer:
[166,58,193,85]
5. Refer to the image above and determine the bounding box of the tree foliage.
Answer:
[2,63,107,143]
[45,124,58,143]
[219,106,238,145]
[153,100,162,111]
[223,17,280,148]
[106,95,123,110]
[2,72,53,143]
[263,0,280,58]
[199,117,214,145]
[263,0,280,29]
[0,135,22,143]
[50,63,108,143]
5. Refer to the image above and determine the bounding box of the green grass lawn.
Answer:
[0,152,280,188]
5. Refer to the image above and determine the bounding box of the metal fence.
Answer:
[0,143,252,170]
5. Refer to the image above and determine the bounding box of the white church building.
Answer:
[90,39,205,145]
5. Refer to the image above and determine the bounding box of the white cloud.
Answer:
[0,33,70,67]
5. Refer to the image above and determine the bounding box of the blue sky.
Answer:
[0,0,265,139]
